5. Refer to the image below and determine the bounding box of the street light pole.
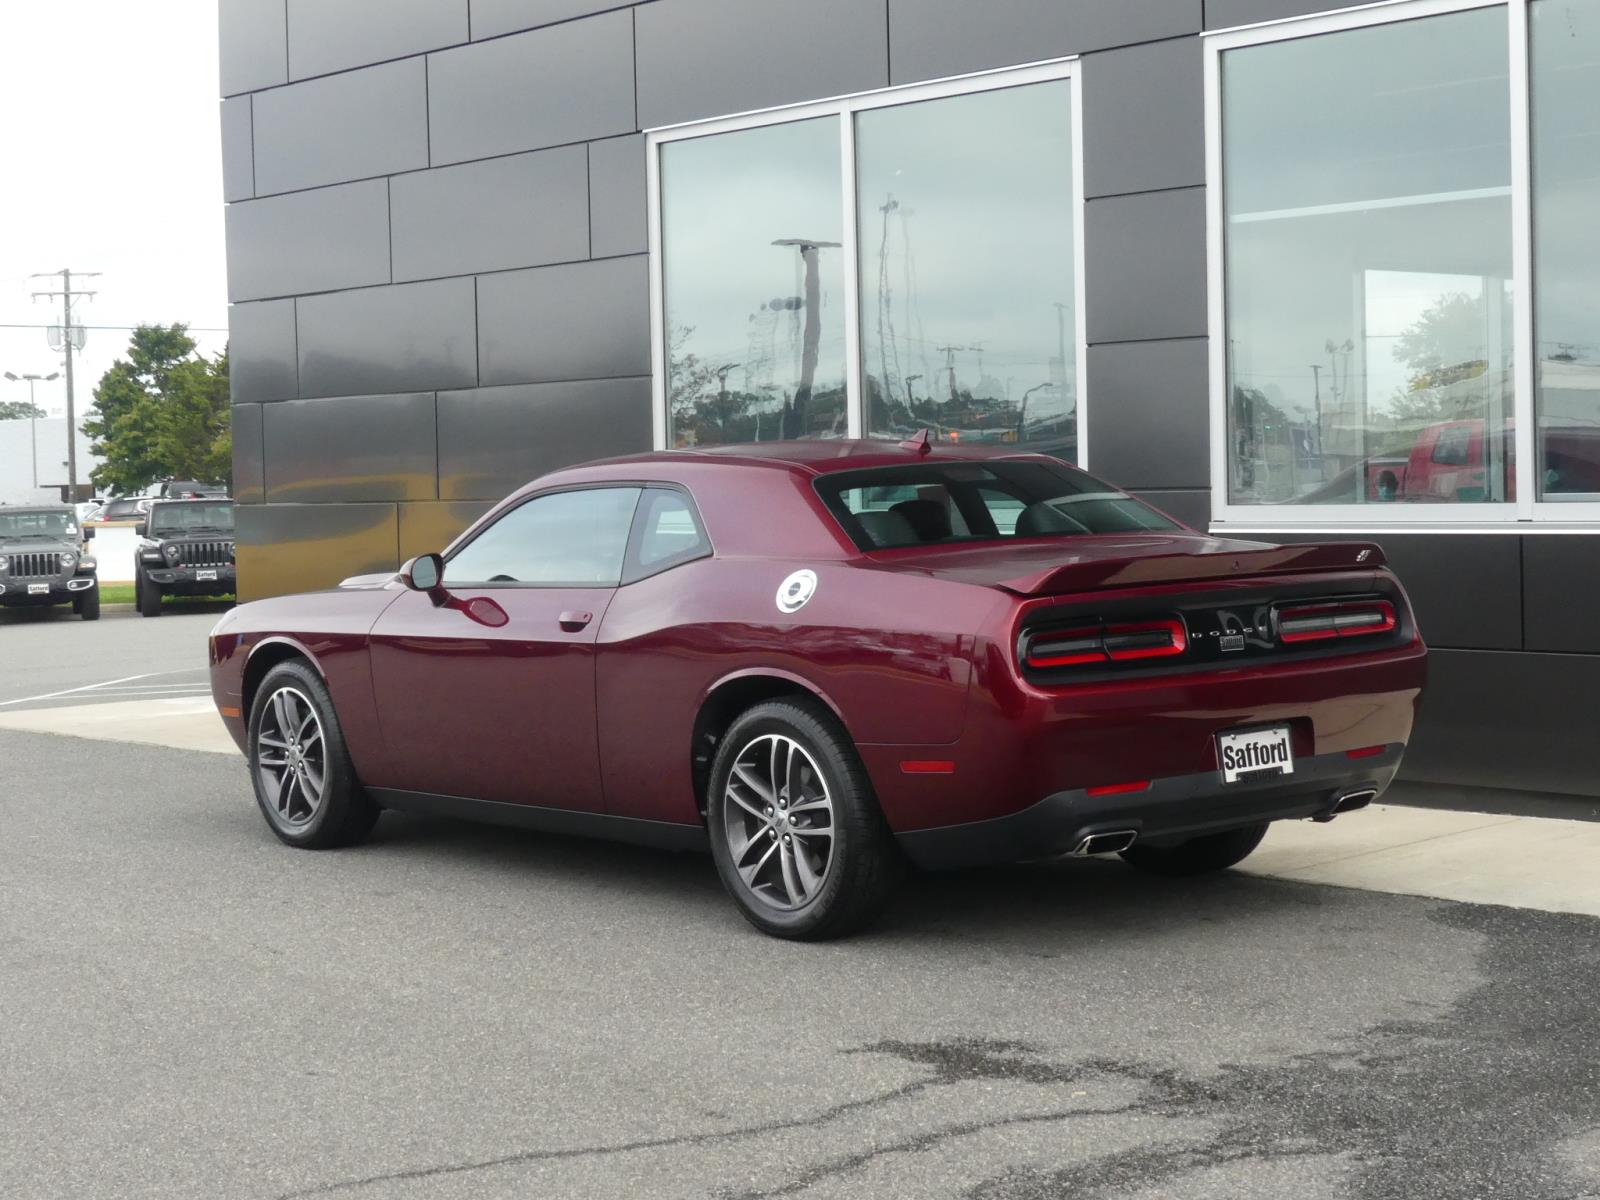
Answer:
[4,369,61,489]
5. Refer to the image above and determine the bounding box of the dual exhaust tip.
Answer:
[1074,787,1380,854]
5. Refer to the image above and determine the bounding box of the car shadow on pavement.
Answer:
[359,808,1314,946]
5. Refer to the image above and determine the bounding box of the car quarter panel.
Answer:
[595,554,1002,825]
[208,585,399,772]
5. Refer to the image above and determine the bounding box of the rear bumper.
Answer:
[895,744,1403,870]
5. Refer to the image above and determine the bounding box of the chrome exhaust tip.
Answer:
[1072,829,1139,857]
[1333,788,1377,814]
[1312,788,1379,823]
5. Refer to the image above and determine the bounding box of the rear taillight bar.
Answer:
[1276,599,1397,644]
[1025,617,1187,670]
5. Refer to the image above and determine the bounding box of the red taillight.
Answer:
[1025,618,1186,670]
[1276,599,1397,644]
[900,760,956,775]
[1086,779,1151,797]
[1346,745,1385,759]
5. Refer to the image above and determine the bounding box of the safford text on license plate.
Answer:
[1217,725,1294,784]
[196,569,218,581]
[28,583,48,594]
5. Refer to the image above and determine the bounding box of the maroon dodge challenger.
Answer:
[209,438,1426,939]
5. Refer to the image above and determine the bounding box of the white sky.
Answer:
[0,0,227,422]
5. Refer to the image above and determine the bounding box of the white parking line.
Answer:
[0,668,208,709]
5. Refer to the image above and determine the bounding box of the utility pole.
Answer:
[30,270,100,503]
[772,239,840,438]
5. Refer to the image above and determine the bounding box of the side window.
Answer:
[1432,427,1471,466]
[445,487,641,585]
[625,488,711,582]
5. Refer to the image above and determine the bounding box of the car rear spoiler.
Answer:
[994,541,1389,596]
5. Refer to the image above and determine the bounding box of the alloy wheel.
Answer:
[255,686,327,828]
[721,733,836,910]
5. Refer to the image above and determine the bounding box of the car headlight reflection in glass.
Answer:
[776,569,817,614]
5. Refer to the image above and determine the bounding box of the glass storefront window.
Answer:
[855,81,1077,458]
[651,65,1083,457]
[1220,7,1515,509]
[1532,0,1600,500]
[660,118,847,448]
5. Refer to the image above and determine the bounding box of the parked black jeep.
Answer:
[0,505,100,620]
[135,498,236,618]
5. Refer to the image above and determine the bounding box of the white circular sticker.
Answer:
[776,569,817,614]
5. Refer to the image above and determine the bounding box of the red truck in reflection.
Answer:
[1301,419,1600,504]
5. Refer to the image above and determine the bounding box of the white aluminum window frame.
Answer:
[1205,0,1600,533]
[645,58,1089,466]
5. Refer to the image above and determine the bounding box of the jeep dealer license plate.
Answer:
[27,583,48,594]
[196,569,218,581]
[1217,725,1294,783]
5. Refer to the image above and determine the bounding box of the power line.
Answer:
[0,323,229,333]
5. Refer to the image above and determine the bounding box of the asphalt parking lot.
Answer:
[2,615,1598,1199]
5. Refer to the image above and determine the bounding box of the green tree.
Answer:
[0,399,46,420]
[84,325,231,495]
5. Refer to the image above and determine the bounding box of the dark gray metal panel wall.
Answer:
[218,0,287,96]
[889,0,1201,86]
[428,14,636,165]
[286,0,468,80]
[251,58,430,196]
[469,0,629,40]
[296,278,479,398]
[389,146,590,281]
[219,0,1599,800]
[476,256,650,387]
[1204,0,1346,29]
[225,180,391,302]
[635,0,889,128]
[220,97,254,202]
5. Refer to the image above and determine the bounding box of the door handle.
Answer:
[558,610,593,632]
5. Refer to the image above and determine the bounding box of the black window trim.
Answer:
[620,483,714,586]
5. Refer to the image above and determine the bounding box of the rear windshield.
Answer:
[815,461,1179,551]
[0,509,75,540]
[149,502,235,536]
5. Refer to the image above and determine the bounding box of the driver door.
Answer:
[367,486,642,810]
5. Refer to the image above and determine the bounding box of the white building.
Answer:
[0,417,100,507]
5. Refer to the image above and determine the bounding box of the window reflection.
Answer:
[856,82,1077,460]
[660,119,847,447]
[1222,9,1514,506]
[1533,0,1600,499]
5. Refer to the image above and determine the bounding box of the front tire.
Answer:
[75,585,100,621]
[248,660,377,849]
[1119,821,1269,877]
[706,699,902,940]
[137,570,162,617]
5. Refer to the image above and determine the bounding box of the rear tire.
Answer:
[1119,821,1269,877]
[706,698,903,940]
[137,570,162,617]
[248,660,377,849]
[76,585,100,621]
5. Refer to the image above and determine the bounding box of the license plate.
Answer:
[27,583,48,595]
[196,569,218,581]
[1217,725,1294,783]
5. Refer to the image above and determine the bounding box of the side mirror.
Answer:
[135,521,148,538]
[403,552,445,595]
[82,526,95,541]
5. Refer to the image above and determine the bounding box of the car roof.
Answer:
[0,505,72,515]
[583,438,1079,479]
[150,496,232,505]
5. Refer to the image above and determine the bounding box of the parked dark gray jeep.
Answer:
[0,505,100,620]
[135,498,236,618]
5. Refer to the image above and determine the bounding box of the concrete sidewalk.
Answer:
[3,696,1595,919]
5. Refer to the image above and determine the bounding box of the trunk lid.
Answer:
[865,534,1386,596]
